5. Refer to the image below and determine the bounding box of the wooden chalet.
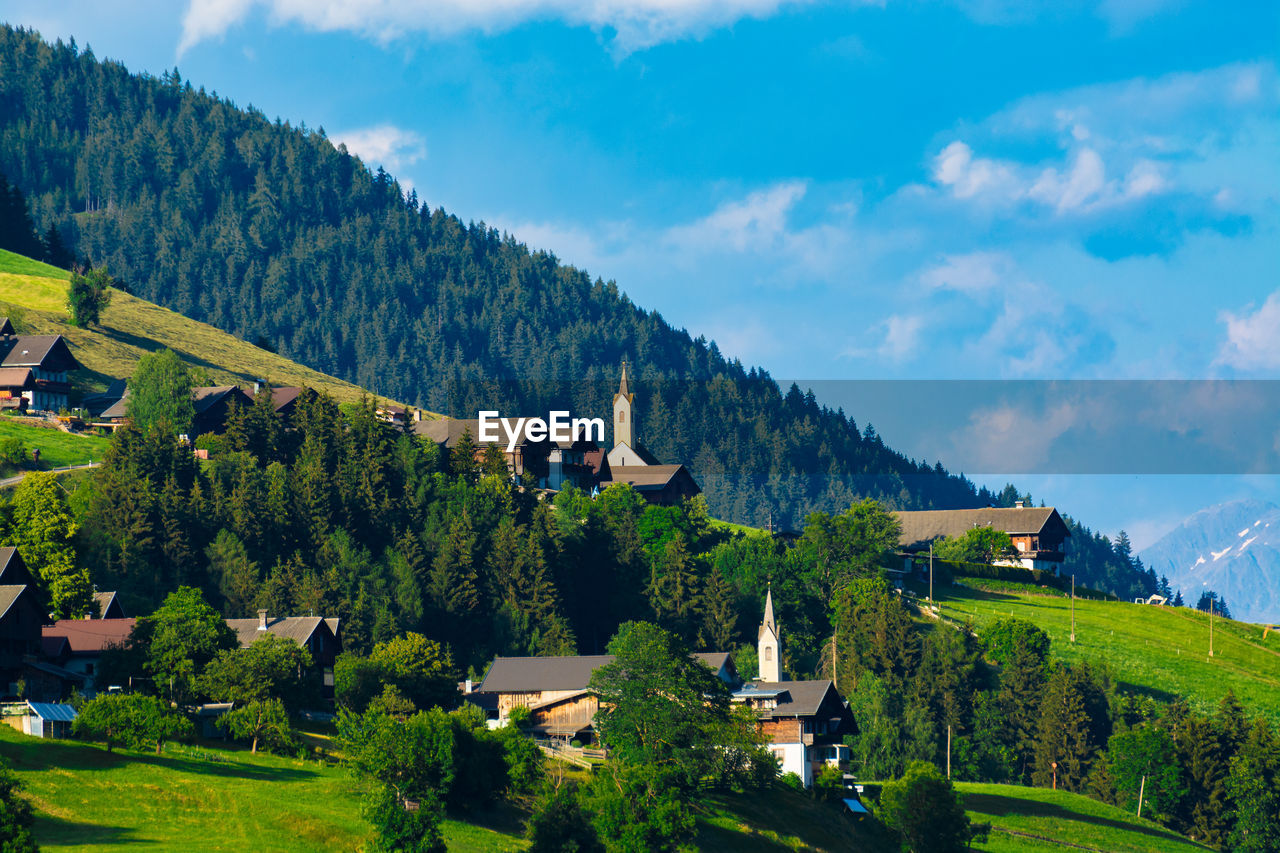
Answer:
[100,385,256,436]
[894,504,1071,572]
[0,333,80,413]
[472,652,736,741]
[224,610,342,695]
[0,585,46,696]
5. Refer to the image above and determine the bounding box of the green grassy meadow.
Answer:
[959,783,1211,853]
[0,419,109,471]
[0,726,530,852]
[934,579,1280,724]
[0,249,402,407]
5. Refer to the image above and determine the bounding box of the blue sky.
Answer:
[3,0,1279,546]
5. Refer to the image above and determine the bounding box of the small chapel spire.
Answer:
[757,583,781,682]
[612,360,636,452]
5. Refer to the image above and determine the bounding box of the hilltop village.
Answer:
[6,317,1268,848]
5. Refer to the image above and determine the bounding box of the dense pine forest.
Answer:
[0,25,1152,597]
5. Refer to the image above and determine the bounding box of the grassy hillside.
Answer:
[959,783,1210,853]
[0,419,109,470]
[0,249,398,406]
[0,726,886,852]
[933,579,1280,724]
[0,726,528,852]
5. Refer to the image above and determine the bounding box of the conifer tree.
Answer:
[1032,664,1110,793]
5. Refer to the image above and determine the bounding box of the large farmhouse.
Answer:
[893,504,1071,572]
[0,326,80,413]
[471,651,736,740]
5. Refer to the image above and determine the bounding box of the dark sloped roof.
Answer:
[270,386,307,413]
[0,585,29,620]
[44,618,136,654]
[600,464,690,491]
[224,615,331,648]
[742,680,839,718]
[0,549,34,587]
[478,652,732,694]
[93,591,124,619]
[193,386,253,415]
[894,507,1069,550]
[0,318,13,336]
[0,335,80,372]
[100,393,128,419]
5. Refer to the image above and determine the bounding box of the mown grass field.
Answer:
[0,419,109,470]
[0,249,402,407]
[959,783,1211,853]
[933,579,1280,724]
[0,726,528,852]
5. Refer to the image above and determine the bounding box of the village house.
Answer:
[100,385,256,436]
[732,588,857,787]
[893,503,1072,572]
[471,652,737,741]
[0,324,81,413]
[41,617,135,695]
[224,610,342,695]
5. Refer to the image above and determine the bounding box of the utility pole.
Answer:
[946,725,952,779]
[1137,775,1146,819]
[928,543,935,604]
[831,633,837,691]
[1070,574,1076,644]
[1209,597,1215,658]
[1051,761,1058,791]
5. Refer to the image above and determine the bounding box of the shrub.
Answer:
[0,437,26,467]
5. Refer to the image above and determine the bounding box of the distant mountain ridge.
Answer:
[1139,498,1280,624]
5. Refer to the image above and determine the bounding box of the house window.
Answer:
[618,411,625,423]
[802,720,814,734]
[764,648,772,661]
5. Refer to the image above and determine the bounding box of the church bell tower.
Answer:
[612,360,635,452]
[757,584,781,682]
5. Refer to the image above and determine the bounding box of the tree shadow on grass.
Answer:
[0,735,318,783]
[962,792,1209,849]
[34,813,157,847]
[1114,680,1180,704]
[99,325,258,384]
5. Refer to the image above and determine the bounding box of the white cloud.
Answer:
[877,314,924,361]
[179,0,822,55]
[932,141,1020,201]
[666,181,807,252]
[920,251,1010,294]
[1216,291,1280,371]
[329,124,427,174]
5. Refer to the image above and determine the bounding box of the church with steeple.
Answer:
[730,586,857,787]
[596,360,702,506]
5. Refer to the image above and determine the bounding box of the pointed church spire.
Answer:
[617,359,632,399]
[762,583,776,635]
[757,582,781,682]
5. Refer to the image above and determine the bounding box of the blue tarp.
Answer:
[842,798,869,815]
[28,702,77,722]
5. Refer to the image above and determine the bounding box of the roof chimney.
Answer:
[413,408,422,423]
[1014,500,1024,509]
[257,609,269,630]
[253,380,261,394]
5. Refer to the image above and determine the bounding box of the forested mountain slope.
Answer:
[0,24,1149,598]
